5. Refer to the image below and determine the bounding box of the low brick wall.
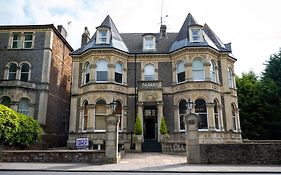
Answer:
[200,143,281,164]
[0,150,105,164]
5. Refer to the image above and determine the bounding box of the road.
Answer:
[0,172,280,175]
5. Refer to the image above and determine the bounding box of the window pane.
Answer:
[115,63,123,73]
[8,63,17,80]
[85,73,90,83]
[215,114,219,129]
[180,114,185,130]
[18,98,30,116]
[192,60,204,81]
[0,96,11,107]
[198,114,207,129]
[177,72,185,83]
[95,101,106,114]
[97,71,108,81]
[95,115,106,130]
[12,33,20,48]
[20,64,29,81]
[144,64,155,80]
[176,62,185,73]
[115,72,122,83]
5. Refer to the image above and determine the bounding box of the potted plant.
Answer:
[133,114,142,151]
[160,116,169,142]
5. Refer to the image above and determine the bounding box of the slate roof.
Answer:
[72,14,232,55]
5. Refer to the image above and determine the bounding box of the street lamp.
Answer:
[109,98,117,113]
[186,98,194,114]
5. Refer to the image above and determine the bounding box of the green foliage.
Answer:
[133,114,142,135]
[0,104,42,147]
[160,116,168,135]
[237,49,281,140]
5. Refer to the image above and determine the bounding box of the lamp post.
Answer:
[109,98,117,113]
[186,98,194,114]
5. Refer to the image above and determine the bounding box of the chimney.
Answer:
[81,26,90,47]
[57,25,67,39]
[160,25,167,39]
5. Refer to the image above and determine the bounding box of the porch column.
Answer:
[157,102,163,141]
[206,103,215,131]
[137,102,144,136]
[173,105,180,132]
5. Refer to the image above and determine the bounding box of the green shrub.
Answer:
[160,116,168,135]
[0,104,42,147]
[133,114,142,135]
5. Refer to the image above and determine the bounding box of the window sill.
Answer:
[94,130,106,133]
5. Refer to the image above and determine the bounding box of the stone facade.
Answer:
[0,24,73,148]
[68,14,242,151]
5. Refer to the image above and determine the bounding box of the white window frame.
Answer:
[115,62,123,84]
[143,35,156,51]
[20,62,31,81]
[189,27,203,43]
[10,31,35,49]
[176,61,185,84]
[83,62,90,85]
[18,98,30,116]
[144,64,156,81]
[94,100,107,132]
[210,60,216,83]
[96,60,108,82]
[7,63,17,80]
[179,100,187,132]
[82,101,89,132]
[192,59,205,81]
[23,32,34,49]
[195,98,208,131]
[228,68,235,88]
[231,103,238,132]
[96,28,110,44]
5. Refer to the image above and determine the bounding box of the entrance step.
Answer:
[142,139,162,152]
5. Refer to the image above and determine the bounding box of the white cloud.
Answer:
[0,0,280,75]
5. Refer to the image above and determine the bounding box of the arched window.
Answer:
[176,61,185,83]
[228,68,234,88]
[210,60,216,82]
[20,63,30,81]
[214,99,220,130]
[0,96,11,107]
[179,100,187,131]
[195,98,207,129]
[144,64,155,81]
[18,98,30,116]
[8,63,17,80]
[82,101,88,131]
[95,100,107,130]
[96,60,108,82]
[83,62,90,84]
[115,63,123,84]
[192,59,204,81]
[231,103,237,131]
[114,100,122,130]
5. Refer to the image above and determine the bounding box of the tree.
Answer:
[236,71,265,139]
[260,49,281,139]
[133,114,142,135]
[160,116,168,135]
[0,104,42,147]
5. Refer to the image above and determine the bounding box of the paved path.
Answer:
[0,153,281,173]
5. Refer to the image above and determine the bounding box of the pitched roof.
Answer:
[72,14,232,55]
[72,15,128,54]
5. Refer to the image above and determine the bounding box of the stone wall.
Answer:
[1,150,105,163]
[200,143,281,164]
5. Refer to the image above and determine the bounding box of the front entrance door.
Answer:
[143,106,157,140]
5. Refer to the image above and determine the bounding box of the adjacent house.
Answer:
[0,24,73,148]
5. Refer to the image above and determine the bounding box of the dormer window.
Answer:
[189,27,203,42]
[96,27,110,44]
[143,34,156,51]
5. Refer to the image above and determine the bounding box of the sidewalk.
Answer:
[0,153,281,173]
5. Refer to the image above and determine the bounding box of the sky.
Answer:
[0,0,280,76]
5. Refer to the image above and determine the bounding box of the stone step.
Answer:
[142,139,162,152]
